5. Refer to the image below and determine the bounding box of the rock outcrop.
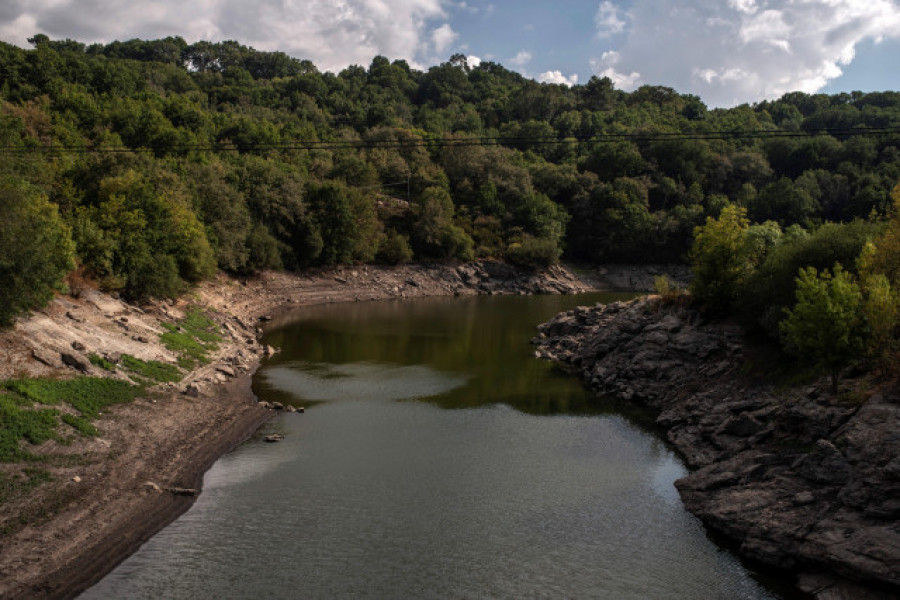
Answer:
[535,297,900,598]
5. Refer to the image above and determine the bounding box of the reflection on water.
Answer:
[83,294,786,600]
[263,361,468,403]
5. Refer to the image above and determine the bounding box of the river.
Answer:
[83,294,790,599]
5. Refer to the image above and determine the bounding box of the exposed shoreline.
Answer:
[535,297,900,600]
[0,261,597,599]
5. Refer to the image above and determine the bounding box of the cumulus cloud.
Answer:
[467,54,482,68]
[538,70,578,87]
[590,50,641,91]
[595,1,626,38]
[509,50,532,67]
[591,0,900,107]
[432,23,458,55]
[0,0,447,72]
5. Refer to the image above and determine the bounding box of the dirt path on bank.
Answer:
[0,262,598,599]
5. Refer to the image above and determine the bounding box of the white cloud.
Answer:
[467,54,482,68]
[510,50,532,67]
[595,0,626,38]
[590,0,900,107]
[432,23,458,56]
[0,0,447,73]
[590,51,642,91]
[538,70,578,86]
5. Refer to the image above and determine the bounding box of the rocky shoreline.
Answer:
[0,261,593,599]
[534,297,900,599]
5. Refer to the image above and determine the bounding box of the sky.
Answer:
[1,0,899,108]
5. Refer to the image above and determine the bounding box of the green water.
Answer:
[83,293,786,599]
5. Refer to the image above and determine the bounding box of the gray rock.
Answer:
[794,440,853,484]
[61,352,90,373]
[31,347,58,366]
[215,365,236,378]
[71,340,86,351]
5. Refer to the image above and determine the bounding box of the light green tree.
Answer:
[779,264,865,392]
[689,204,752,314]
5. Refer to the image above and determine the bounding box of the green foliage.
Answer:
[159,308,221,367]
[377,230,413,265]
[505,236,562,269]
[690,205,752,314]
[121,355,182,383]
[88,353,116,371]
[0,177,75,327]
[859,271,899,371]
[779,265,865,392]
[0,394,59,460]
[0,377,143,457]
[2,33,900,303]
[737,220,877,335]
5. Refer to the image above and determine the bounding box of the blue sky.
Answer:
[1,1,899,107]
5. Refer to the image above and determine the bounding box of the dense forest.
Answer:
[3,35,900,375]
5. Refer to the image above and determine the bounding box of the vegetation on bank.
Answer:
[690,185,900,390]
[1,34,900,388]
[0,307,221,469]
[0,377,144,460]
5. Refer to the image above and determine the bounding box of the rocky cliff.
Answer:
[535,297,900,599]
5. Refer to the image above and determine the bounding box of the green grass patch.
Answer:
[121,355,181,383]
[88,353,116,371]
[61,414,97,436]
[159,307,221,367]
[0,377,144,458]
[0,395,59,461]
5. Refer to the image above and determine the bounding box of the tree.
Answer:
[0,177,75,326]
[779,265,865,392]
[689,204,752,314]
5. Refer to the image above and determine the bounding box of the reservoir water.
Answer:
[83,294,786,599]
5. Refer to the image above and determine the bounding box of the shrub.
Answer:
[505,236,562,269]
[377,230,413,265]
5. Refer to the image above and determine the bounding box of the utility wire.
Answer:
[4,125,900,154]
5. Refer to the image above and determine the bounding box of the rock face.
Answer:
[535,297,900,597]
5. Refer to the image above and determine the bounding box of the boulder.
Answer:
[61,352,90,373]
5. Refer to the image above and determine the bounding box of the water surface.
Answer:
[84,294,784,599]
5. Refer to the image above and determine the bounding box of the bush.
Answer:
[377,230,413,265]
[0,178,75,327]
[505,236,562,269]
[737,220,877,335]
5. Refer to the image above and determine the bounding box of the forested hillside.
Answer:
[2,35,900,325]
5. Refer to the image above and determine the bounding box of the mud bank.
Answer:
[535,297,900,600]
[0,261,593,599]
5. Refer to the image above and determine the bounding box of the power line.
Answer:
[3,125,900,155]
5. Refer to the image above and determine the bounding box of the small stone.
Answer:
[71,340,86,351]
[183,383,201,397]
[215,365,236,378]
[793,491,815,506]
[72,475,82,483]
[132,336,149,343]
